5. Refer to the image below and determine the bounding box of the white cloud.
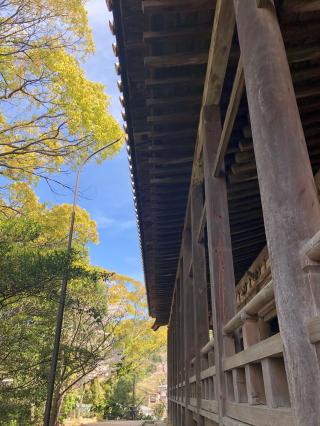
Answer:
[94,215,136,232]
[118,219,136,230]
[95,215,115,229]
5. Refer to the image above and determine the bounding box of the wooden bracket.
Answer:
[308,316,320,344]
[301,230,320,271]
[256,0,274,8]
[302,230,320,261]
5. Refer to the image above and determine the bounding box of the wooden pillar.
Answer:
[168,322,173,424]
[177,276,183,425]
[175,284,181,425]
[172,308,177,425]
[202,106,237,425]
[191,183,210,424]
[182,229,194,425]
[234,1,320,424]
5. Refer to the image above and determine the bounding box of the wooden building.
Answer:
[109,0,320,425]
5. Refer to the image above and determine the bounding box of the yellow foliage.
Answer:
[0,0,124,184]
[0,182,98,246]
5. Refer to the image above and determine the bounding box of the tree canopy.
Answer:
[0,0,123,190]
[0,185,166,425]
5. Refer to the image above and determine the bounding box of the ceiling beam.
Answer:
[145,75,203,87]
[142,0,216,13]
[143,26,211,41]
[147,112,199,124]
[213,58,245,176]
[146,95,201,107]
[202,0,235,106]
[145,52,208,68]
[284,0,320,13]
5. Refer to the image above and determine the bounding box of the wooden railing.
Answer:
[169,243,303,425]
[222,277,293,425]
[169,270,295,425]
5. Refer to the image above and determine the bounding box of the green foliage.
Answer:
[0,0,123,192]
[153,402,165,420]
[0,185,167,425]
[104,376,134,420]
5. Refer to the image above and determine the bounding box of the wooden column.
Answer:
[234,1,320,424]
[202,106,237,425]
[177,276,183,425]
[190,183,210,424]
[168,322,173,424]
[182,229,194,425]
[172,306,177,425]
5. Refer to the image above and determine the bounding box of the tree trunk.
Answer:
[50,394,64,426]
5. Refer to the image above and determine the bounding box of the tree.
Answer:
[0,183,97,308]
[0,0,123,199]
[0,183,104,424]
[0,185,167,425]
[153,402,165,420]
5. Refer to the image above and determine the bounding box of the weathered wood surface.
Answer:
[202,0,235,106]
[191,184,210,424]
[225,403,293,425]
[203,106,237,424]
[213,59,245,177]
[182,229,194,425]
[224,333,282,371]
[224,280,274,333]
[234,1,320,424]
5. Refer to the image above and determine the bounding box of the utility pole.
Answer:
[43,139,121,426]
[132,374,136,420]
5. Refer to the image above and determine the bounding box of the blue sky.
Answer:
[35,0,144,282]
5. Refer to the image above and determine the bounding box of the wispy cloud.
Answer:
[94,215,136,232]
[95,215,115,229]
[118,219,136,231]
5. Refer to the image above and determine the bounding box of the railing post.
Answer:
[182,228,194,425]
[190,182,210,425]
[234,1,320,424]
[202,106,237,425]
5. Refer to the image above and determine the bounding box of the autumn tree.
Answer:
[0,184,166,426]
[0,0,123,196]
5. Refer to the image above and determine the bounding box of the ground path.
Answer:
[83,422,144,426]
[83,422,164,426]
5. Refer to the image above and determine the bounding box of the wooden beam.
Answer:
[202,0,235,106]
[147,112,199,124]
[190,0,236,183]
[224,281,274,334]
[287,44,320,64]
[146,95,201,107]
[224,334,282,371]
[145,75,203,87]
[134,128,196,142]
[144,52,208,68]
[225,402,292,425]
[284,0,320,13]
[143,26,211,41]
[142,0,216,13]
[182,229,195,425]
[213,58,245,177]
[203,106,237,423]
[301,230,320,261]
[190,184,210,422]
[308,316,320,344]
